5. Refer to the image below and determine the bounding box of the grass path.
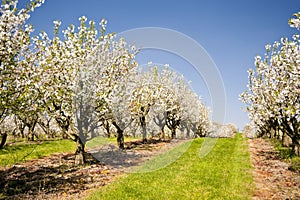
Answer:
[86,134,253,200]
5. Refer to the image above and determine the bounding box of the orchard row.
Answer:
[241,12,300,155]
[0,1,210,164]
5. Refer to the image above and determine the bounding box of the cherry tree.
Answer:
[147,65,210,139]
[0,0,44,146]
[185,96,210,138]
[153,66,182,139]
[11,38,47,141]
[33,16,137,163]
[243,123,256,138]
[241,12,300,154]
[33,20,77,140]
[127,66,160,142]
[105,66,158,147]
[93,36,138,150]
[37,112,59,138]
[107,69,137,149]
[108,63,210,143]
[0,115,16,149]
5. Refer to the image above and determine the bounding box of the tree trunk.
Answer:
[117,129,124,150]
[55,115,71,139]
[38,117,52,137]
[20,124,26,138]
[186,126,190,138]
[291,136,300,156]
[140,115,147,143]
[28,126,35,141]
[171,128,176,139]
[104,121,110,138]
[0,133,7,149]
[154,115,165,140]
[160,125,165,139]
[112,121,124,150]
[30,132,34,141]
[281,118,300,156]
[74,135,86,165]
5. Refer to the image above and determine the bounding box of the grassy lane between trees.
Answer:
[86,134,253,200]
[0,139,76,167]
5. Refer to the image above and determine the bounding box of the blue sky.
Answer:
[18,0,300,129]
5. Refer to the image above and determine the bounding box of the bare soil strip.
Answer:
[248,138,300,199]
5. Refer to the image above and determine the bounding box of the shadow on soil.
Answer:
[0,138,171,199]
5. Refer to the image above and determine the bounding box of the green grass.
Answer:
[86,136,117,149]
[86,134,253,200]
[0,139,76,167]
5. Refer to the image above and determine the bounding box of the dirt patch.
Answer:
[0,138,187,200]
[248,138,300,199]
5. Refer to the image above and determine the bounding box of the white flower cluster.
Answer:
[289,12,300,30]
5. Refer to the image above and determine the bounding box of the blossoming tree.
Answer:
[33,16,137,163]
[241,12,300,155]
[0,0,44,147]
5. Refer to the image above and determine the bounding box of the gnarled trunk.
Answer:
[166,111,180,140]
[74,134,86,165]
[112,121,124,150]
[160,125,165,139]
[171,128,176,139]
[104,120,111,138]
[153,114,166,139]
[28,122,38,141]
[140,115,147,143]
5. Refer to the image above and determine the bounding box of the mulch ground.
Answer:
[249,138,300,199]
[0,138,186,200]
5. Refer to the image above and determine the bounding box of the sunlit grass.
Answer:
[86,136,116,149]
[86,134,253,200]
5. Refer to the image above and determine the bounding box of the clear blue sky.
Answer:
[18,0,300,129]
